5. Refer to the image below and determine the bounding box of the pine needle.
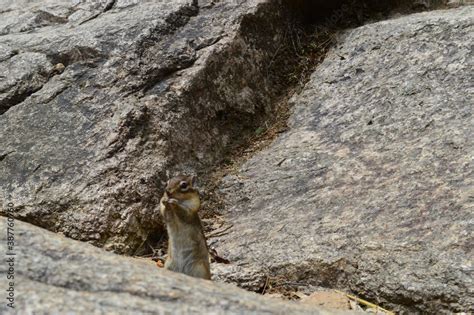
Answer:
[334,290,395,315]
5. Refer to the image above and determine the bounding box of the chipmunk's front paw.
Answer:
[167,198,179,205]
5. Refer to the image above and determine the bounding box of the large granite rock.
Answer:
[214,6,474,313]
[0,0,295,253]
[0,218,353,314]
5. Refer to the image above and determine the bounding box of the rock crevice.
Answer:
[214,5,473,313]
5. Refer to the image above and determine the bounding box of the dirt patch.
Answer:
[301,291,352,310]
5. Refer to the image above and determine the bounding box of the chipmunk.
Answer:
[159,175,211,280]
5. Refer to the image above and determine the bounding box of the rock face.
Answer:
[0,0,296,253]
[214,6,474,313]
[0,218,352,314]
[1,0,472,313]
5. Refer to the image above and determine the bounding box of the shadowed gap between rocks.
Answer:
[187,0,459,313]
[140,0,449,275]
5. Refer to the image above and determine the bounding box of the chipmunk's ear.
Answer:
[189,175,197,187]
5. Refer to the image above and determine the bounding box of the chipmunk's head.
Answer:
[165,175,200,212]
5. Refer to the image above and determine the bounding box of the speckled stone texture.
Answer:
[0,0,295,254]
[0,218,354,314]
[214,6,474,313]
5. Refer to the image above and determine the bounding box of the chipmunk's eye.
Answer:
[179,181,188,190]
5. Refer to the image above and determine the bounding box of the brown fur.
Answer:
[159,175,211,280]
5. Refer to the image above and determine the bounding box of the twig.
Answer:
[209,248,230,264]
[261,276,270,295]
[207,224,233,238]
[138,253,154,258]
[276,158,286,167]
[334,290,395,315]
